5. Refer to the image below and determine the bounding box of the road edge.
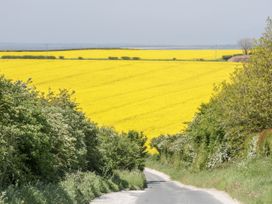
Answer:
[145,168,241,204]
[90,190,145,204]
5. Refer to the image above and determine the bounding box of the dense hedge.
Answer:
[121,56,131,60]
[222,55,233,61]
[108,56,119,60]
[151,18,272,170]
[1,55,56,59]
[0,77,147,189]
[222,54,244,61]
[97,128,147,174]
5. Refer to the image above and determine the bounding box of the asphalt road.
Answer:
[91,169,237,204]
[136,169,222,204]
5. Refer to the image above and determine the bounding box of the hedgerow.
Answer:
[151,18,272,170]
[1,55,56,59]
[0,76,147,190]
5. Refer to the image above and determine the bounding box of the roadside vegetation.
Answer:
[148,18,272,204]
[0,76,147,203]
[1,170,146,204]
[147,157,272,204]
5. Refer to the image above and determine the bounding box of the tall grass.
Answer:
[0,170,146,204]
[114,170,147,190]
[147,157,272,204]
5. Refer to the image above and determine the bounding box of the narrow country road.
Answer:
[136,169,222,204]
[91,168,238,204]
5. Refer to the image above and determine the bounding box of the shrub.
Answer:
[222,55,233,61]
[0,75,148,192]
[121,56,131,60]
[108,56,119,60]
[0,76,148,188]
[132,57,140,60]
[0,78,99,187]
[97,128,147,175]
[59,56,65,59]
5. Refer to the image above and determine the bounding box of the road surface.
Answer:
[91,168,238,204]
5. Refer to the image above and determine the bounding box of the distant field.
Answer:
[0,51,240,144]
[0,49,242,60]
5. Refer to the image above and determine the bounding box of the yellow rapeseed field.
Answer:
[0,50,240,144]
[0,49,242,60]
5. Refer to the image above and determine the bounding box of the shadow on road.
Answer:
[147,180,166,185]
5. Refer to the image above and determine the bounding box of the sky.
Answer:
[0,0,271,46]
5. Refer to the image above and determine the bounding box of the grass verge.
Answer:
[146,157,272,204]
[0,170,146,204]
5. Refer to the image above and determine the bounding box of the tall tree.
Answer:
[238,38,254,55]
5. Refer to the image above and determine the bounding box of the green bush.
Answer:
[108,56,119,60]
[151,18,272,170]
[222,55,233,61]
[97,128,147,174]
[0,78,98,186]
[0,76,147,189]
[121,56,131,60]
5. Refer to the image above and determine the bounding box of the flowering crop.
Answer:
[0,50,240,142]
